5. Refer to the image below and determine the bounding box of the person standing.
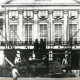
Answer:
[14,51,21,66]
[12,67,20,80]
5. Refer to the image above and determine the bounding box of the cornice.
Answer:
[2,3,80,7]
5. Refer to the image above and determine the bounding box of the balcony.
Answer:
[0,41,79,49]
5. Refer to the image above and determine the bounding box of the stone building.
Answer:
[1,0,80,68]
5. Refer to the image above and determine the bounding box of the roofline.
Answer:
[1,3,80,7]
[1,0,13,4]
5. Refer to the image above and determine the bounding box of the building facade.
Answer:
[1,0,80,68]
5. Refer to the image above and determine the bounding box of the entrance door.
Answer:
[71,53,79,69]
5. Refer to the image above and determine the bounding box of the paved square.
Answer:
[0,77,80,80]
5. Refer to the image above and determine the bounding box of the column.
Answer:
[18,9,23,41]
[33,10,38,42]
[78,10,80,41]
[63,10,68,42]
[48,10,53,42]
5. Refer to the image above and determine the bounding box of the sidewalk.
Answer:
[0,77,79,80]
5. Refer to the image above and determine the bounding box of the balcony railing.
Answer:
[0,41,79,47]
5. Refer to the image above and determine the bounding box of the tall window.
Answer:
[40,24,47,40]
[49,53,53,61]
[9,25,17,41]
[55,24,62,42]
[69,24,77,43]
[25,24,32,42]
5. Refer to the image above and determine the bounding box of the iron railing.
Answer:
[0,41,80,46]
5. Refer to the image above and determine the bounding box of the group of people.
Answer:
[12,50,69,80]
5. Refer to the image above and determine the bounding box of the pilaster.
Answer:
[18,9,23,41]
[33,10,38,41]
[63,10,68,42]
[48,10,53,42]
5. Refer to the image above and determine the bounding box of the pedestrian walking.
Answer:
[12,67,20,80]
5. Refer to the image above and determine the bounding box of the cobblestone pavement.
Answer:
[0,77,79,80]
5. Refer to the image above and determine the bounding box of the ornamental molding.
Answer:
[9,19,19,23]
[63,10,68,14]
[23,19,34,23]
[33,10,38,14]
[68,20,79,24]
[18,9,24,14]
[37,20,49,23]
[48,10,53,14]
[53,20,64,24]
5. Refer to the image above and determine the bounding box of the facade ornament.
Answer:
[48,10,53,14]
[33,9,38,14]
[18,9,23,14]
[63,9,68,14]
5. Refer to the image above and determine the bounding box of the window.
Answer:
[25,24,32,42]
[9,10,18,19]
[9,25,17,41]
[24,10,33,19]
[69,10,78,19]
[40,24,47,40]
[55,24,62,42]
[69,24,77,43]
[32,53,35,60]
[53,10,63,19]
[38,10,48,19]
[49,53,53,61]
